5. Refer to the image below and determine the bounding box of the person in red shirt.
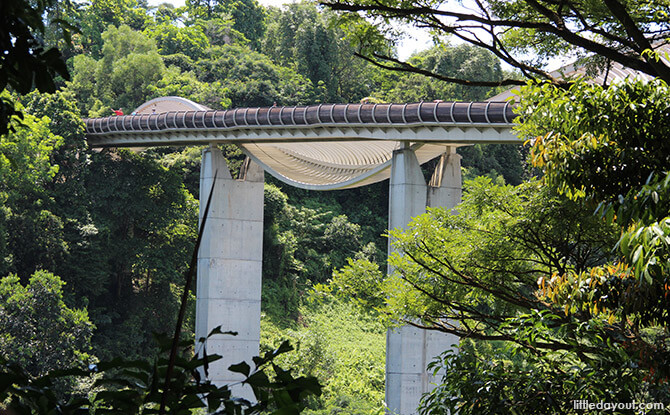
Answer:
[113,108,124,116]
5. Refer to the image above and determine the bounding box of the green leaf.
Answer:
[228,361,251,377]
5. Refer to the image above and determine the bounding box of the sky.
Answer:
[146,0,433,60]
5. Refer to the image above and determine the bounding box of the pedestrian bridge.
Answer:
[86,96,517,189]
[84,96,520,415]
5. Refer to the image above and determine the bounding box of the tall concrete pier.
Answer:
[386,145,461,415]
[195,146,264,400]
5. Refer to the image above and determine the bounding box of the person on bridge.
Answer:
[113,108,124,116]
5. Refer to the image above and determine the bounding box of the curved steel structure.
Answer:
[84,97,519,189]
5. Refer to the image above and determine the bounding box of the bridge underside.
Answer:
[84,96,519,414]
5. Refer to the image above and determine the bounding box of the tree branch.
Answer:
[601,0,670,82]
[322,0,667,81]
[353,52,525,87]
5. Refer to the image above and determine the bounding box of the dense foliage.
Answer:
[1,330,322,414]
[5,0,670,412]
[262,298,386,414]
[0,0,73,134]
[305,1,670,410]
[1,91,200,364]
[0,271,93,381]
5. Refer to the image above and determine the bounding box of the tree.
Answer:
[1,89,202,361]
[198,17,249,47]
[262,2,385,102]
[322,0,670,87]
[0,95,66,277]
[80,148,198,360]
[185,0,266,49]
[68,25,165,116]
[331,175,666,414]
[145,23,211,60]
[0,271,93,379]
[333,177,618,342]
[459,143,525,185]
[75,0,153,58]
[0,0,73,134]
[263,184,368,287]
[219,0,267,50]
[294,16,339,99]
[378,44,505,102]
[147,67,231,110]
[195,44,321,107]
[518,78,670,336]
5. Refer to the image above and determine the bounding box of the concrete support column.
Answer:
[386,145,462,415]
[427,147,462,209]
[422,147,462,406]
[386,144,428,415]
[196,147,264,400]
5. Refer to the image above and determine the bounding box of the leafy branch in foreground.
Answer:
[1,0,76,134]
[519,79,670,330]
[322,0,670,87]
[0,330,320,415]
[327,174,668,414]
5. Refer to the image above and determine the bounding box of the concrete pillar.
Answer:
[386,144,428,415]
[196,147,264,400]
[422,147,462,406]
[427,147,462,209]
[386,145,462,415]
